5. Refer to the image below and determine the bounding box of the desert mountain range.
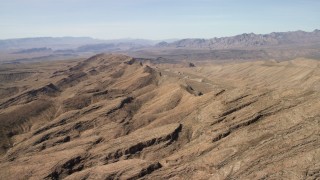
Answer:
[0,53,319,179]
[1,30,320,63]
[156,30,320,49]
[1,30,320,51]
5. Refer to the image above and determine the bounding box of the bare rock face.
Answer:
[0,54,319,179]
[64,159,162,180]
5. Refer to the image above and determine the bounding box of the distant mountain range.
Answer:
[1,30,319,52]
[156,30,320,49]
[1,30,320,63]
[0,37,177,51]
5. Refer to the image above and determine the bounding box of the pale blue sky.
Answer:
[0,0,319,39]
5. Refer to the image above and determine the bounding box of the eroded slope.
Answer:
[0,54,319,179]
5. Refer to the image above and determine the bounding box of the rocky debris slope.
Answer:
[0,54,319,179]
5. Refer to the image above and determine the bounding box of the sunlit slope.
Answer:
[0,54,319,179]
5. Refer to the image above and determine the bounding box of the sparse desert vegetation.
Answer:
[0,54,319,179]
[1,0,320,179]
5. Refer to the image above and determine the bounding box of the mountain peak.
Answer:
[156,30,320,49]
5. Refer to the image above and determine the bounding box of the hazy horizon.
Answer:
[1,0,320,39]
[0,29,320,41]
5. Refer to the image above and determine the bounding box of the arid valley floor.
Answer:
[0,54,319,179]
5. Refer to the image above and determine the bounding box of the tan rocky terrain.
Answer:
[0,54,319,179]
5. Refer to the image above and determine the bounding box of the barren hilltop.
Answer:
[0,54,319,179]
